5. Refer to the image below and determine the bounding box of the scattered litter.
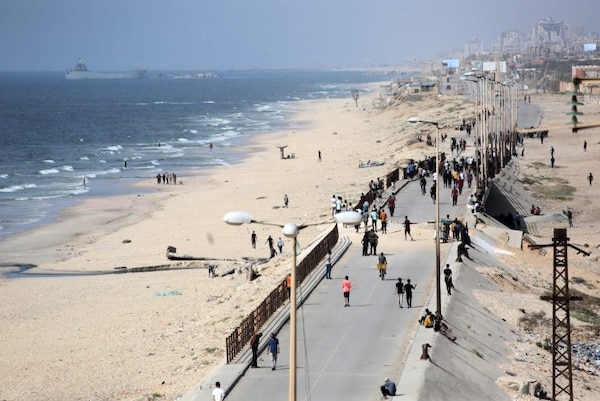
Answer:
[153,290,182,297]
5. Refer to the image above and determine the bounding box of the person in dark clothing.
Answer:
[404,279,416,308]
[443,264,453,295]
[368,229,379,255]
[361,231,370,256]
[250,332,263,368]
[380,378,396,399]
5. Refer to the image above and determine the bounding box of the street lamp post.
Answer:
[408,117,442,316]
[223,210,362,401]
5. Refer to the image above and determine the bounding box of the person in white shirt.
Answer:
[212,381,225,401]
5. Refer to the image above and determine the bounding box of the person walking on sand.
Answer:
[212,381,225,401]
[396,278,405,308]
[318,150,322,162]
[266,332,280,370]
[588,172,594,186]
[584,140,587,151]
[251,231,257,249]
[404,216,414,241]
[342,276,352,307]
[283,194,289,207]
[404,279,416,308]
[277,237,284,254]
[250,332,263,368]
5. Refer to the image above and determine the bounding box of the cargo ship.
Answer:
[65,58,146,80]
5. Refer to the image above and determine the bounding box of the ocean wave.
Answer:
[0,183,37,193]
[177,138,190,142]
[80,156,90,160]
[254,104,273,112]
[0,174,9,179]
[60,165,74,172]
[203,100,215,104]
[43,159,55,164]
[191,116,231,127]
[39,168,60,175]
[103,145,123,153]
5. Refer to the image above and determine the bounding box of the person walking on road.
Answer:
[379,208,388,234]
[342,276,352,307]
[403,216,414,241]
[250,332,263,368]
[266,332,280,370]
[443,264,453,295]
[404,279,416,308]
[212,381,225,401]
[324,250,333,279]
[396,278,405,308]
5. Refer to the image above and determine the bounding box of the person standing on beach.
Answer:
[250,332,262,368]
[396,278,405,308]
[588,172,594,186]
[283,194,289,207]
[251,231,257,249]
[277,237,284,254]
[318,150,322,162]
[584,140,587,151]
[404,279,416,308]
[342,276,352,307]
[266,333,280,370]
[212,381,225,401]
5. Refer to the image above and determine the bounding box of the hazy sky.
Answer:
[1,0,599,71]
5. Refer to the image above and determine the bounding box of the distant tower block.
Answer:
[351,89,359,107]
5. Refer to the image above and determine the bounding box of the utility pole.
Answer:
[530,229,590,401]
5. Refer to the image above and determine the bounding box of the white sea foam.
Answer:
[177,138,190,142]
[43,159,55,164]
[255,104,273,112]
[0,183,37,193]
[104,145,123,152]
[39,168,60,175]
[203,100,215,104]
[60,165,74,172]
[80,156,90,161]
[0,174,9,179]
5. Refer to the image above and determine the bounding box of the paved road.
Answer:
[224,171,470,401]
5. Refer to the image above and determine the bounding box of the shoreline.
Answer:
[0,83,385,273]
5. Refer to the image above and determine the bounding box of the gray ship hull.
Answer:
[65,69,146,80]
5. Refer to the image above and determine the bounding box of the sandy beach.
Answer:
[1,83,600,400]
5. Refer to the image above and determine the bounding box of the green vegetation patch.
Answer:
[521,174,575,200]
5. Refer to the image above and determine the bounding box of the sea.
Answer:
[0,69,390,240]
